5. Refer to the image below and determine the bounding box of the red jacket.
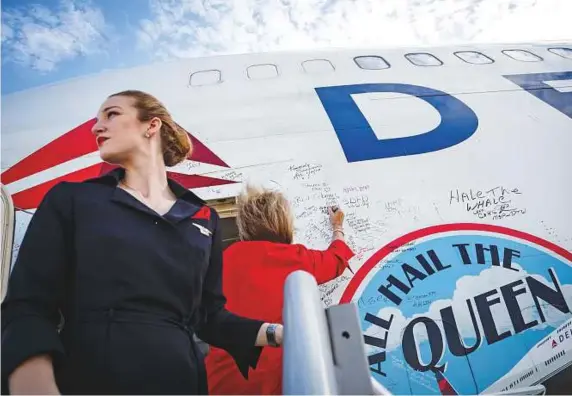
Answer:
[205,239,355,395]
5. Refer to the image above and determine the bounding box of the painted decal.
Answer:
[504,71,572,119]
[1,118,234,209]
[315,83,479,163]
[341,224,572,395]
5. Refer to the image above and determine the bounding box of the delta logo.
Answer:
[1,118,235,210]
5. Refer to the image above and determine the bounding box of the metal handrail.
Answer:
[283,270,338,395]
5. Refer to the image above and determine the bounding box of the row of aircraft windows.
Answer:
[190,47,572,86]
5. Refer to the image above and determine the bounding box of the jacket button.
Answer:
[154,221,158,225]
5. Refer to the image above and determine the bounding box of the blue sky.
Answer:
[2,0,151,94]
[2,0,571,95]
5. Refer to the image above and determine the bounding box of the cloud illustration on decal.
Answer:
[364,263,572,355]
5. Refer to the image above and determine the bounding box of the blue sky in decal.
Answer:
[358,234,572,395]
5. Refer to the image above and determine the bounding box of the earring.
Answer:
[145,132,151,138]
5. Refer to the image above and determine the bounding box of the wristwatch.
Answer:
[266,323,280,347]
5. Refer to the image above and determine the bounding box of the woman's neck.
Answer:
[121,155,170,199]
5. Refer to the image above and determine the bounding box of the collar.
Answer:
[84,166,206,206]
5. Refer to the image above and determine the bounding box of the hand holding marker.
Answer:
[329,205,353,274]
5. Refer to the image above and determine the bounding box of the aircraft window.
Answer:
[1,185,15,301]
[189,70,222,86]
[354,56,390,70]
[454,51,494,64]
[502,49,543,62]
[302,59,335,73]
[405,53,443,66]
[548,47,572,59]
[247,64,279,79]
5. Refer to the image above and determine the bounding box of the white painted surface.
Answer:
[2,42,572,394]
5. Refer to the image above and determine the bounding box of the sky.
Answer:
[1,0,571,95]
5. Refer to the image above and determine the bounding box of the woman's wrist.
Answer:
[332,226,345,239]
[256,323,283,347]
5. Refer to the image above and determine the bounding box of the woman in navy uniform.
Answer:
[1,90,283,395]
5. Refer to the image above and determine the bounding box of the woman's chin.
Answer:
[99,150,122,166]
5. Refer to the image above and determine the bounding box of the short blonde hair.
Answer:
[237,185,294,244]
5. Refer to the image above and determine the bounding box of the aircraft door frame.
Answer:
[1,184,15,301]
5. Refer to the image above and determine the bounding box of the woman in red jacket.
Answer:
[205,186,354,395]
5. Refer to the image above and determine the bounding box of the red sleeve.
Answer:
[301,240,355,285]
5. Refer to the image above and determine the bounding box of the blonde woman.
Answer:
[1,91,282,395]
[205,186,354,395]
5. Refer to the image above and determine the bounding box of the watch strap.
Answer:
[266,323,279,347]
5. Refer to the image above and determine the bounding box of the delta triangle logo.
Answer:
[1,118,235,210]
[552,339,558,349]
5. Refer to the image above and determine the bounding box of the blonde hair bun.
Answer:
[110,90,192,167]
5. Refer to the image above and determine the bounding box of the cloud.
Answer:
[2,0,109,72]
[435,264,572,339]
[137,0,572,60]
[364,307,408,354]
[365,263,572,354]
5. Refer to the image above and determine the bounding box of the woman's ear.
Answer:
[148,117,162,136]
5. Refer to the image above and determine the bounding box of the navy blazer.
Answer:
[1,168,264,394]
